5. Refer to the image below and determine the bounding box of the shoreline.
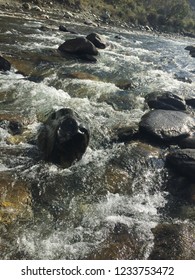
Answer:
[0,0,195,43]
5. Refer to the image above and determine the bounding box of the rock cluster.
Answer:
[58,32,107,62]
[140,92,195,182]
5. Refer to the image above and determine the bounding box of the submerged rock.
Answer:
[149,223,195,259]
[145,92,186,111]
[166,148,195,181]
[37,108,90,168]
[139,110,194,144]
[64,71,99,81]
[0,172,33,224]
[58,37,98,56]
[0,56,11,71]
[115,79,136,90]
[87,223,145,259]
[86,33,107,49]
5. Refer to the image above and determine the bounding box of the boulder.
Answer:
[86,33,107,49]
[166,149,195,181]
[185,45,195,52]
[145,92,186,111]
[186,98,195,108]
[84,19,98,27]
[178,134,195,149]
[37,108,90,168]
[0,56,11,71]
[87,223,144,260]
[149,223,195,259]
[115,80,136,90]
[139,110,194,144]
[190,51,195,57]
[58,37,98,56]
[59,25,77,34]
[59,25,69,32]
[185,45,195,57]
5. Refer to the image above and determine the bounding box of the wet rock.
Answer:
[174,74,192,84]
[22,3,31,10]
[0,172,33,224]
[115,80,136,90]
[111,125,139,143]
[109,141,161,177]
[139,110,194,144]
[102,165,133,195]
[166,149,195,181]
[86,33,107,49]
[145,92,186,111]
[0,56,11,71]
[178,133,195,149]
[149,223,195,259]
[115,35,122,40]
[37,108,90,168]
[59,25,77,34]
[0,120,23,135]
[8,121,23,135]
[64,71,99,81]
[58,37,98,61]
[87,223,145,259]
[185,45,195,52]
[190,51,195,57]
[185,45,195,57]
[79,54,97,62]
[84,19,98,27]
[59,25,69,32]
[185,98,195,108]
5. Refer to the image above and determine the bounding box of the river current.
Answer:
[0,10,195,259]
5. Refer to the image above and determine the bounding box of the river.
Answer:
[0,10,195,259]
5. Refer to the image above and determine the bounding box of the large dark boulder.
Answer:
[145,92,186,111]
[37,108,89,168]
[139,110,194,144]
[86,33,107,49]
[166,149,195,181]
[58,37,98,56]
[0,56,11,71]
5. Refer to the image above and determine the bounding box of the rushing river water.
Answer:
[0,10,195,260]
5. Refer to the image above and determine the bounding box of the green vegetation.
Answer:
[55,0,195,33]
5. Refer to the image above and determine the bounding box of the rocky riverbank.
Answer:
[1,0,195,38]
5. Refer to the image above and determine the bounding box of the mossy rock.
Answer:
[0,172,33,224]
